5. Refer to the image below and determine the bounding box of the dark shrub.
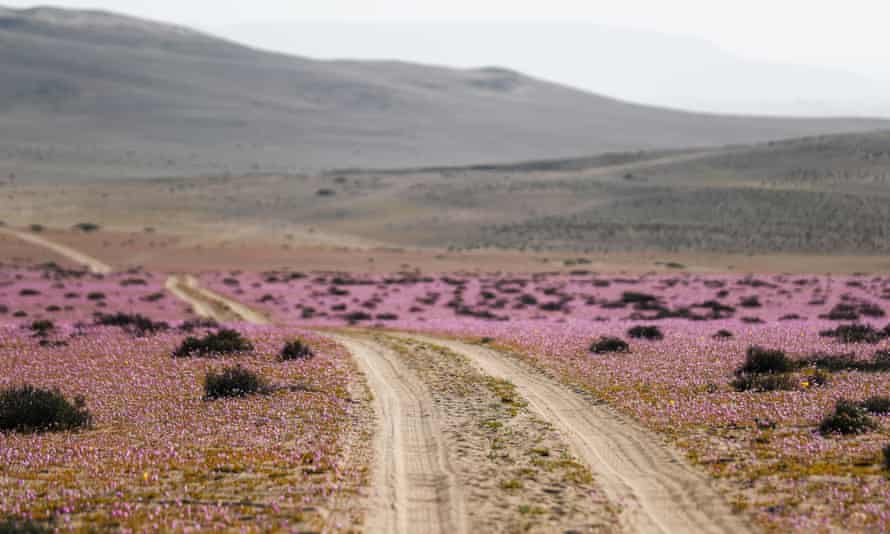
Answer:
[376,313,399,321]
[518,294,538,306]
[95,312,169,336]
[861,396,890,414]
[875,350,890,369]
[779,314,802,321]
[73,222,100,232]
[590,337,630,354]
[344,311,373,323]
[731,373,796,392]
[884,444,890,470]
[30,320,54,337]
[173,329,253,358]
[281,339,314,361]
[86,292,106,301]
[821,303,860,321]
[621,291,658,304]
[18,289,40,297]
[741,317,764,324]
[627,325,663,340]
[713,329,734,339]
[819,324,884,344]
[204,366,268,399]
[316,188,336,197]
[819,399,878,436]
[29,224,44,233]
[0,518,52,533]
[739,296,761,308]
[738,346,792,374]
[0,385,91,432]
[141,292,165,302]
[804,353,863,372]
[178,318,219,333]
[119,278,147,286]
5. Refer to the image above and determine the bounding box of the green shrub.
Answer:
[883,444,890,470]
[738,346,792,374]
[819,399,878,436]
[281,339,314,361]
[0,385,91,433]
[713,329,734,339]
[204,366,269,399]
[173,329,253,357]
[590,337,630,354]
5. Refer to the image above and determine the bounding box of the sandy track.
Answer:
[164,274,269,324]
[329,334,467,534]
[401,334,753,534]
[0,227,112,274]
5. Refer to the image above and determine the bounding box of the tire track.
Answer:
[398,334,753,534]
[329,333,467,534]
[0,227,112,274]
[165,274,269,324]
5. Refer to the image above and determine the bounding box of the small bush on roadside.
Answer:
[819,399,878,436]
[861,396,890,414]
[627,325,663,340]
[0,385,91,433]
[173,329,253,357]
[590,337,630,354]
[738,346,792,375]
[204,366,269,399]
[281,339,314,361]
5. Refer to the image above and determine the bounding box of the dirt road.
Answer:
[0,227,112,274]
[164,274,269,324]
[400,334,752,534]
[329,334,467,534]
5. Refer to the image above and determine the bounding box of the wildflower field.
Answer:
[0,266,371,531]
[203,269,890,531]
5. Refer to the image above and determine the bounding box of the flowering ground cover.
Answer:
[204,270,890,531]
[0,318,372,531]
[0,265,186,322]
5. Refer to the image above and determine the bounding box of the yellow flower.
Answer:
[801,381,810,389]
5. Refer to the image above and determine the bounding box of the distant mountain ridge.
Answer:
[0,5,888,181]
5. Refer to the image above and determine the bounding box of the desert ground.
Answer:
[5,5,890,534]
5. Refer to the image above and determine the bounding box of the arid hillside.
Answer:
[0,6,888,182]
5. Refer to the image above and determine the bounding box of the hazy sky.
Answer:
[6,1,890,116]
[5,0,889,66]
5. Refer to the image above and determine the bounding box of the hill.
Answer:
[0,6,888,181]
